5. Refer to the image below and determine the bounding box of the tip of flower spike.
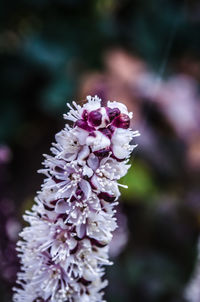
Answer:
[86,95,102,103]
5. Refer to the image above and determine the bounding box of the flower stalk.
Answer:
[13,95,139,302]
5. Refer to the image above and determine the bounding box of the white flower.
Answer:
[86,212,117,245]
[107,100,133,118]
[96,157,130,180]
[86,131,111,152]
[111,128,139,159]
[53,128,80,161]
[14,95,139,302]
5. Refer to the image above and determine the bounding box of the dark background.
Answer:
[1,0,200,301]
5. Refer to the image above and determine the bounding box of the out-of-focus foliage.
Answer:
[1,0,200,301]
[121,160,158,201]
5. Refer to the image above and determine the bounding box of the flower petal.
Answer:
[87,153,99,170]
[77,145,90,163]
[80,179,91,199]
[55,199,69,214]
[76,223,86,239]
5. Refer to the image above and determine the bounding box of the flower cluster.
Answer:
[13,96,139,302]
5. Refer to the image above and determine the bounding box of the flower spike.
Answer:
[13,95,139,302]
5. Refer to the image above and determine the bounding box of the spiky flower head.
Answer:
[13,95,139,302]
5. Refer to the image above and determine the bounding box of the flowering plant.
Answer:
[14,96,139,302]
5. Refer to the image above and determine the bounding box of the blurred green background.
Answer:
[1,0,200,301]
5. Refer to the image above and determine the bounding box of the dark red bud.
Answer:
[75,119,95,132]
[88,110,102,127]
[106,107,120,121]
[112,113,130,129]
